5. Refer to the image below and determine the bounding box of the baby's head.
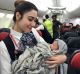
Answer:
[50,39,67,53]
[50,40,59,50]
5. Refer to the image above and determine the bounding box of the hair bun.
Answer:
[14,0,26,8]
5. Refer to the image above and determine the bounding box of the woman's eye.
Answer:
[28,18,33,21]
[27,16,36,22]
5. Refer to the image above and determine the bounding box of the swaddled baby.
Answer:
[12,32,67,74]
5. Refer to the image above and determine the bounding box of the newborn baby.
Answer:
[12,32,67,74]
[50,38,67,55]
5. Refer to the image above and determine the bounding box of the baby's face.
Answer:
[50,41,59,50]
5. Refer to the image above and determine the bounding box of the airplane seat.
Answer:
[70,50,80,69]
[66,37,80,49]
[61,31,78,41]
[0,32,9,41]
[66,36,80,71]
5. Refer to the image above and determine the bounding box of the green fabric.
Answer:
[43,19,53,37]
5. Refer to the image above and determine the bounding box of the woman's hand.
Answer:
[45,55,67,68]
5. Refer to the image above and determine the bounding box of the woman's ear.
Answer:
[16,12,21,21]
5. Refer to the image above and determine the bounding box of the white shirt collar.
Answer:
[10,28,22,40]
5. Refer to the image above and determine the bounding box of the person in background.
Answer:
[43,14,53,38]
[52,15,62,40]
[35,18,44,36]
[41,15,54,43]
[69,23,73,28]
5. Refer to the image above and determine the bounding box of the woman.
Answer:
[0,1,67,74]
[0,1,45,74]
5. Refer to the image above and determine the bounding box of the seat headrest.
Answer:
[0,32,9,40]
[70,51,80,69]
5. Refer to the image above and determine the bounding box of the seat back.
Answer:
[70,50,80,69]
[0,32,9,41]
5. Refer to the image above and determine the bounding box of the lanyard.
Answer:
[9,34,24,59]
[9,34,18,49]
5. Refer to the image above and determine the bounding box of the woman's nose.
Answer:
[31,20,36,27]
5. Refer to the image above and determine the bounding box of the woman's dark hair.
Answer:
[13,1,38,22]
[14,0,26,8]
